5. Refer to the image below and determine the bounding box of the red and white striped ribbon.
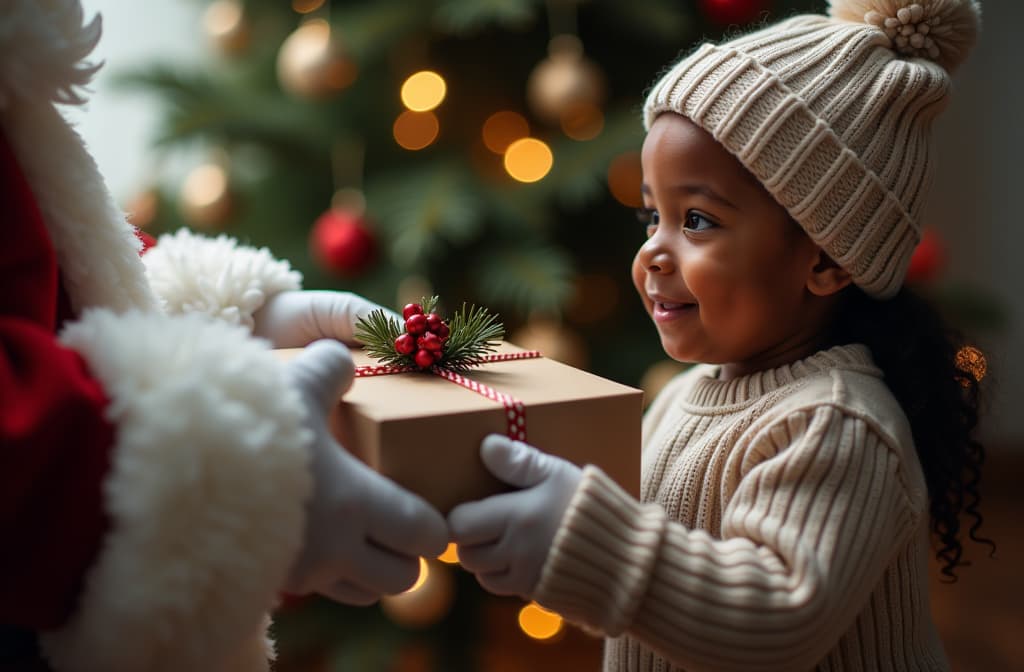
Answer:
[354,350,541,441]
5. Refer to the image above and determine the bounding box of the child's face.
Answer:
[632,113,825,377]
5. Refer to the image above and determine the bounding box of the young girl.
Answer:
[448,0,993,668]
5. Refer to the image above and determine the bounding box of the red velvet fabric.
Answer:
[0,129,115,630]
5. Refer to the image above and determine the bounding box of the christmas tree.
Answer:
[120,0,838,668]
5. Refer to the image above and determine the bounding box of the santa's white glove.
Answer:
[254,290,398,348]
[448,435,583,599]
[284,340,447,604]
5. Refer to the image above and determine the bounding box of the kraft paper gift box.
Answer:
[276,342,642,514]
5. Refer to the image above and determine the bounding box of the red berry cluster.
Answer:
[395,303,450,368]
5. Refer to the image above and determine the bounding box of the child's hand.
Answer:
[448,435,582,599]
[254,290,400,348]
[283,340,447,604]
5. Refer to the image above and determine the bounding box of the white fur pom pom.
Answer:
[828,0,981,71]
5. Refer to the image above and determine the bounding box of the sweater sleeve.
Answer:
[533,404,921,671]
[142,229,302,329]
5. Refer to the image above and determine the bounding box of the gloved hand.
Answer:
[448,434,583,598]
[283,340,448,604]
[254,290,399,348]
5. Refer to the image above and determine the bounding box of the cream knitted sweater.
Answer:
[534,344,948,671]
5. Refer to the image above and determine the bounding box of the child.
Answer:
[0,1,446,670]
[448,0,993,668]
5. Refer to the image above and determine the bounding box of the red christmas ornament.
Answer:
[699,0,772,26]
[310,208,376,276]
[905,227,946,285]
[403,303,424,319]
[418,332,442,352]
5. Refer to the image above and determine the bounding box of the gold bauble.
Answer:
[640,360,689,404]
[509,318,588,370]
[179,162,233,228]
[203,0,250,56]
[277,19,356,100]
[526,35,606,125]
[380,559,455,629]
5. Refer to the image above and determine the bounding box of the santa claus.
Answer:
[0,2,446,670]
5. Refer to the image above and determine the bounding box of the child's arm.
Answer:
[452,406,923,670]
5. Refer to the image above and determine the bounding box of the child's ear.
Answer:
[806,250,853,297]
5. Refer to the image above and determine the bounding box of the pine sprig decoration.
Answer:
[353,308,406,366]
[354,296,503,370]
[443,303,504,370]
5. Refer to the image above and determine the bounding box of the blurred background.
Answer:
[69,0,1021,669]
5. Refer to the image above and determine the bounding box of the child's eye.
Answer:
[684,211,717,232]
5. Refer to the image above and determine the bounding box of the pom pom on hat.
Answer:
[828,0,981,71]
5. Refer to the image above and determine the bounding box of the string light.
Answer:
[401,71,447,112]
[437,543,460,564]
[503,138,553,183]
[482,111,530,154]
[517,602,563,641]
[393,110,440,150]
[406,557,430,593]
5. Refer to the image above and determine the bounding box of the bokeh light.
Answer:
[401,71,447,112]
[607,151,644,208]
[560,102,604,141]
[291,0,325,13]
[437,543,460,564]
[518,602,563,641]
[393,110,440,150]
[405,557,429,593]
[503,137,553,183]
[482,110,530,154]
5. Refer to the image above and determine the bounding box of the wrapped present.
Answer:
[275,341,642,513]
[277,298,641,512]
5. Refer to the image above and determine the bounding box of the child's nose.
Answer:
[638,238,674,274]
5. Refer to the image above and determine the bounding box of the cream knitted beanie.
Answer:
[643,0,981,298]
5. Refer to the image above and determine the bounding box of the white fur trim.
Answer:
[0,0,101,109]
[0,94,158,316]
[41,310,312,672]
[144,229,302,329]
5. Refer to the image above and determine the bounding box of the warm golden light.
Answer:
[607,151,644,208]
[955,345,987,384]
[518,602,563,640]
[291,0,325,13]
[182,164,228,209]
[482,110,530,154]
[393,110,440,150]
[403,557,430,594]
[560,102,604,141]
[437,543,460,564]
[400,71,447,112]
[503,137,553,183]
[203,0,246,43]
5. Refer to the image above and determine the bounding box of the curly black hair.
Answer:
[829,285,996,581]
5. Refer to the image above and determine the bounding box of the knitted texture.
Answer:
[643,1,981,298]
[534,345,947,670]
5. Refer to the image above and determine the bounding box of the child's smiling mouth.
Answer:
[648,294,698,322]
